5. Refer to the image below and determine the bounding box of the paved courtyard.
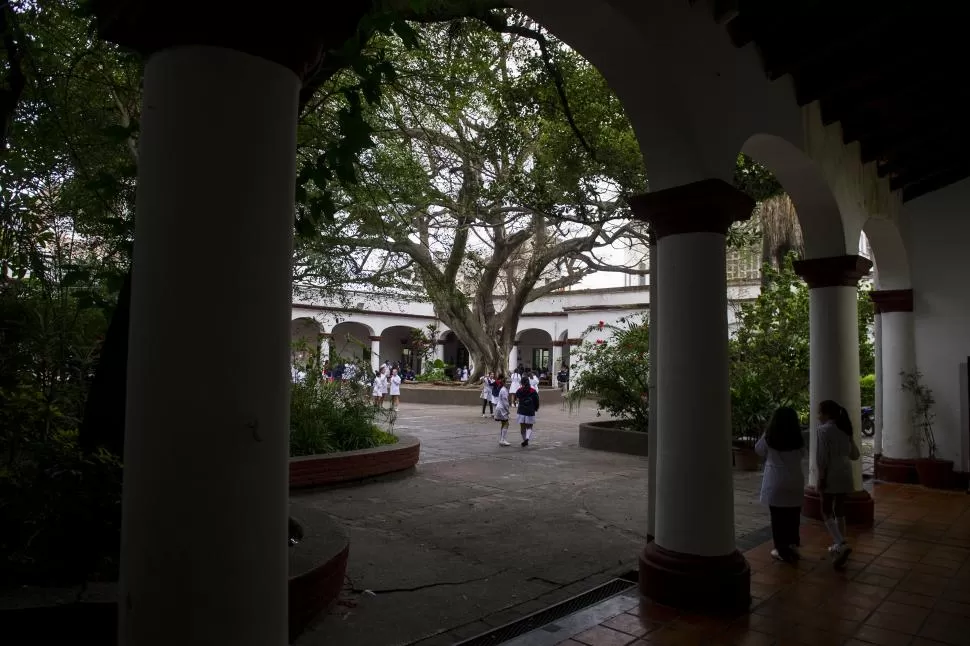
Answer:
[293,398,779,646]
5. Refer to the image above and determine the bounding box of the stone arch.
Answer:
[379,325,424,374]
[862,218,911,290]
[330,320,374,363]
[557,329,571,370]
[741,133,848,259]
[290,317,321,365]
[516,328,554,373]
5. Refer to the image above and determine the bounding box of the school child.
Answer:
[755,406,806,563]
[514,379,540,447]
[494,374,510,446]
[816,399,861,569]
[480,371,495,417]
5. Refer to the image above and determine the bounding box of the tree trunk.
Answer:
[759,193,803,287]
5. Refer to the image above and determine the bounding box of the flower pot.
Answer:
[915,458,954,489]
[732,446,760,471]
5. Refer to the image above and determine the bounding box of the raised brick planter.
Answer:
[288,509,350,640]
[579,419,649,456]
[289,434,420,489]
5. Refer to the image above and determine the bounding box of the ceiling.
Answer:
[711,0,970,202]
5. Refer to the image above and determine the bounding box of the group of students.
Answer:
[758,399,861,569]
[480,370,541,447]
[370,365,403,410]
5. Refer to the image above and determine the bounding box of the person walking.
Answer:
[515,379,540,447]
[755,406,806,563]
[509,369,522,407]
[817,399,861,569]
[372,366,388,408]
[494,374,511,446]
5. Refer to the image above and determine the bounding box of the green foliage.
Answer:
[567,315,649,430]
[289,352,396,457]
[729,254,876,440]
[416,358,450,381]
[860,374,876,408]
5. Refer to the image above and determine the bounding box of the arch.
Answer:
[330,321,374,363]
[558,329,571,369]
[290,317,321,365]
[439,331,469,377]
[741,133,847,259]
[862,218,911,290]
[516,328,554,373]
[379,325,425,374]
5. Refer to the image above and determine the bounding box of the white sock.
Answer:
[824,518,844,545]
[526,427,533,440]
[500,426,508,441]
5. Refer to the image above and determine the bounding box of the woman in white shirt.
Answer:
[388,368,402,411]
[755,406,805,564]
[816,399,860,569]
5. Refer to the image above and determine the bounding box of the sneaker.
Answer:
[833,545,852,569]
[827,544,840,554]
[499,440,510,446]
[770,549,785,562]
[521,439,529,447]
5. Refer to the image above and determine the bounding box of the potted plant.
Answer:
[901,370,953,489]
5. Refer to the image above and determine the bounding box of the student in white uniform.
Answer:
[493,374,510,446]
[388,367,402,411]
[372,367,388,408]
[755,406,805,564]
[816,399,861,569]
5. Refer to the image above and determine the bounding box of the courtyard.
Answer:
[293,400,856,646]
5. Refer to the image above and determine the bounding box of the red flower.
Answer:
[597,320,604,329]
[595,339,604,345]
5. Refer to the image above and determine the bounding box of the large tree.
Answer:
[297,17,649,378]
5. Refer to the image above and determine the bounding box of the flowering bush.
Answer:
[566,314,649,431]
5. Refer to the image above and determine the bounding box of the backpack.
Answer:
[491,382,502,397]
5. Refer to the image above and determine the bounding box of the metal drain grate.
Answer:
[453,578,636,646]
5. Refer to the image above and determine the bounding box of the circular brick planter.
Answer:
[578,419,648,456]
[0,512,350,645]
[289,434,421,489]
[874,455,919,483]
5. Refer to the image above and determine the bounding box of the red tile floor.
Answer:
[558,483,970,646]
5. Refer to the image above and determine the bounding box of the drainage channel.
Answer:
[453,573,638,646]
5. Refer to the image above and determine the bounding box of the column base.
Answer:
[646,534,655,543]
[874,456,918,484]
[802,488,874,527]
[638,542,750,614]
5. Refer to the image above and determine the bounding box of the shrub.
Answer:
[860,374,876,408]
[567,314,649,431]
[289,353,396,457]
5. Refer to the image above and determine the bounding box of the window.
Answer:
[532,348,551,372]
[726,246,760,282]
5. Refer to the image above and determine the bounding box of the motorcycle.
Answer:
[861,406,875,437]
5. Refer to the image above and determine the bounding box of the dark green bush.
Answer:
[860,374,876,408]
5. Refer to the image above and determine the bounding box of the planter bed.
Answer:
[0,511,349,645]
[289,434,420,488]
[578,419,648,456]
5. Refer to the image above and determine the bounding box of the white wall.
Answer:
[902,177,970,469]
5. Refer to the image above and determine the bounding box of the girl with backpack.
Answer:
[515,380,540,447]
[816,399,861,569]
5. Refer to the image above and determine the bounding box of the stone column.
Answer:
[629,179,754,613]
[793,255,874,526]
[369,336,381,373]
[552,341,563,374]
[434,339,445,366]
[647,231,658,543]
[118,47,301,646]
[871,289,918,482]
[510,341,520,371]
[873,314,883,457]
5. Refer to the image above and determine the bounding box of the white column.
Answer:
[510,344,519,371]
[653,232,735,556]
[370,337,381,372]
[321,336,331,363]
[121,46,297,646]
[434,342,444,366]
[552,343,563,373]
[873,314,883,456]
[647,235,658,541]
[880,308,917,458]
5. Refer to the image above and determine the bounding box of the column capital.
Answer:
[870,289,914,314]
[793,255,872,288]
[318,332,332,339]
[628,179,755,240]
[436,339,447,345]
[368,335,381,342]
[567,338,583,345]
[89,1,366,81]
[552,340,565,347]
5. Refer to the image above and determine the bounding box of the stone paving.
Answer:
[293,398,789,646]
